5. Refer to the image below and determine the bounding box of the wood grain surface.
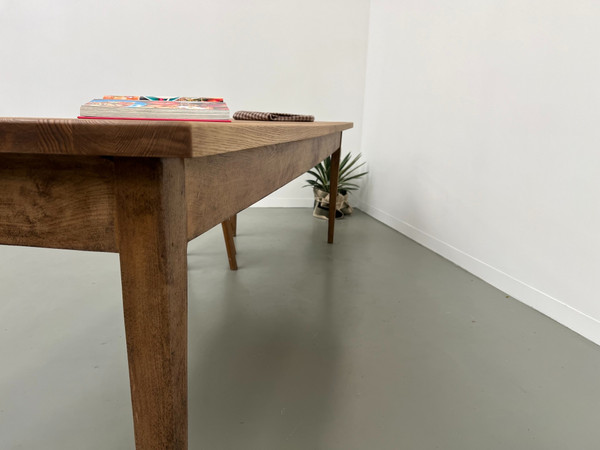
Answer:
[114,157,188,450]
[0,118,191,157]
[0,118,352,158]
[0,154,117,251]
[188,121,352,156]
[185,133,342,240]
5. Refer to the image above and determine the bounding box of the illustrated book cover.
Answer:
[79,97,231,122]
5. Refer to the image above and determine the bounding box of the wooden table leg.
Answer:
[328,148,341,244]
[221,217,238,271]
[114,158,188,450]
[230,214,237,236]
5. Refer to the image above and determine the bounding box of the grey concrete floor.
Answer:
[1,208,600,449]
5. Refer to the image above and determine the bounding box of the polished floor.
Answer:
[1,208,600,449]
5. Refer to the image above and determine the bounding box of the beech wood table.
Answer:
[0,118,353,449]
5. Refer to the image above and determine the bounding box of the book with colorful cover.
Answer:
[78,96,231,122]
[102,95,224,102]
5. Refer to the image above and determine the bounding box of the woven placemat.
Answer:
[233,111,314,122]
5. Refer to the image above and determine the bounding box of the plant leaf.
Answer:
[339,152,352,171]
[341,171,368,183]
[339,153,365,179]
[305,152,366,194]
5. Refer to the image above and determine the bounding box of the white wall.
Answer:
[0,0,370,206]
[360,0,600,344]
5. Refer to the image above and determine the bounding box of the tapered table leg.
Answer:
[230,214,237,236]
[221,217,238,271]
[328,148,341,244]
[115,158,188,450]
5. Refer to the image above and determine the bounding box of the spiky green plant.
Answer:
[304,153,367,193]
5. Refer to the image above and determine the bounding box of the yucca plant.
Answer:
[304,152,368,194]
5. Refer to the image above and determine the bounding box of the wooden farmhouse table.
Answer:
[0,118,353,449]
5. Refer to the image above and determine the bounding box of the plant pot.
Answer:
[312,188,353,220]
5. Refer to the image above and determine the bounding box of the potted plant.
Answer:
[304,153,367,219]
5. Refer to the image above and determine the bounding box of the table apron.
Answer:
[0,131,341,251]
[185,132,341,241]
[0,153,118,251]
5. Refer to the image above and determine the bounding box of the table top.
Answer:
[0,118,353,158]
